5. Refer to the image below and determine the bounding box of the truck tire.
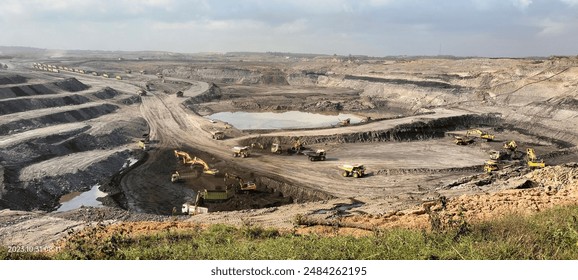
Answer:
[342,171,349,177]
[310,157,314,161]
[353,172,359,178]
[321,156,325,161]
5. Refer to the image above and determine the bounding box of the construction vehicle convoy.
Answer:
[232,146,250,158]
[339,164,366,178]
[305,149,327,161]
[467,129,495,141]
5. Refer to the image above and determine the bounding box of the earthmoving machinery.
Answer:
[224,173,257,192]
[484,160,500,173]
[489,150,509,160]
[231,146,250,158]
[339,118,351,126]
[211,131,225,140]
[173,150,219,175]
[454,136,474,145]
[137,133,150,150]
[271,139,306,154]
[526,148,545,168]
[502,140,524,160]
[305,149,327,161]
[339,164,366,178]
[182,193,209,215]
[467,129,495,141]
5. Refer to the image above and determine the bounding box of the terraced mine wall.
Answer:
[240,113,503,147]
[0,78,88,99]
[0,104,119,136]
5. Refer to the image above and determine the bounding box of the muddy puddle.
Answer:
[56,184,106,212]
[207,111,364,130]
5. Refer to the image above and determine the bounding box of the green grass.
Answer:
[2,205,578,260]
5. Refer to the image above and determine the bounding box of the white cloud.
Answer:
[512,0,532,9]
[366,0,394,6]
[560,0,578,6]
[536,18,566,36]
[152,19,265,32]
[276,19,308,33]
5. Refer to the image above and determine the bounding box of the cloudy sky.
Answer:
[1,0,577,57]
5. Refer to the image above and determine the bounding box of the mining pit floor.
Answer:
[1,54,578,247]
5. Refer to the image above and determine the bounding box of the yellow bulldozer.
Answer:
[467,129,495,141]
[484,160,499,173]
[526,148,545,168]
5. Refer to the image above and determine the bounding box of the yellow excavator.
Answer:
[503,140,518,151]
[173,150,219,175]
[526,148,545,168]
[467,129,495,141]
[224,173,257,191]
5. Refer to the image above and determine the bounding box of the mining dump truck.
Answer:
[305,149,326,161]
[339,164,365,178]
[232,146,250,158]
[181,203,208,215]
[211,131,225,140]
[182,193,209,214]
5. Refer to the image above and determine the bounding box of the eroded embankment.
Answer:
[239,113,502,147]
[0,150,133,211]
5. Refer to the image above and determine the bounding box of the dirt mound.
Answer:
[91,87,119,100]
[53,78,89,92]
[0,74,27,85]
[0,78,89,100]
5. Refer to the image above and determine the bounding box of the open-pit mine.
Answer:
[1,52,578,247]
